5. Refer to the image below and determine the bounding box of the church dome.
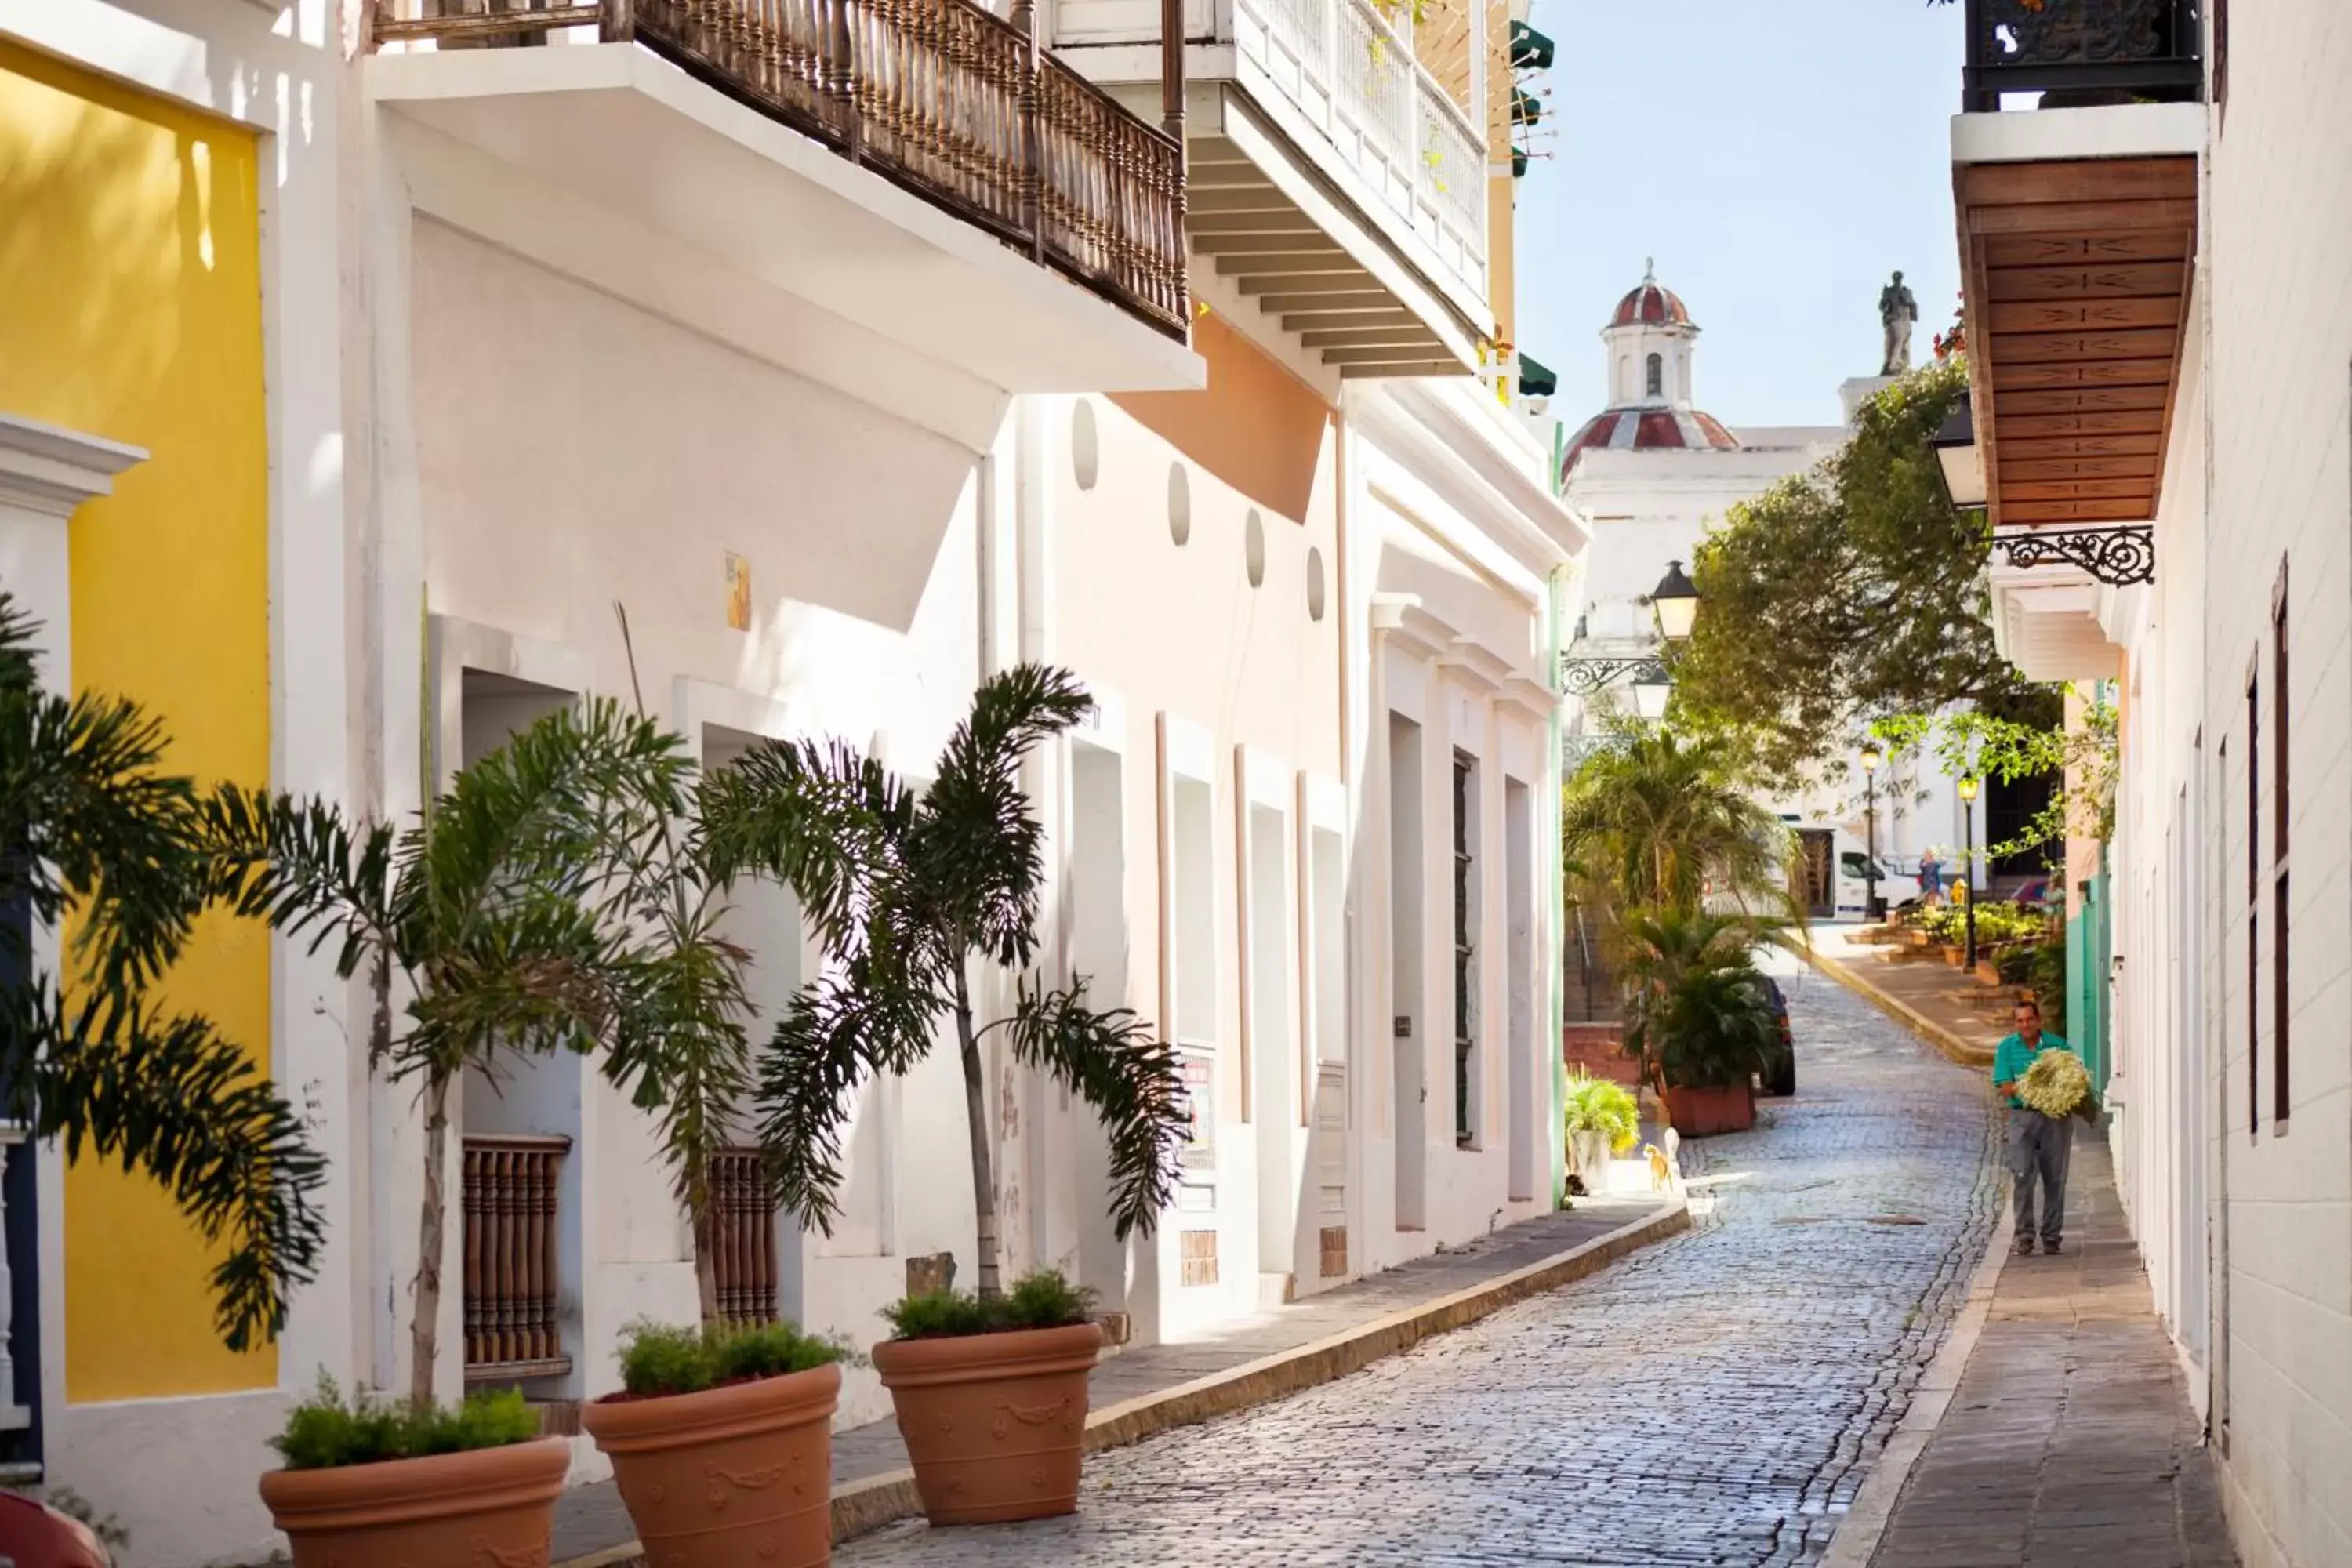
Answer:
[1610,268,1692,329]
[1563,406,1740,473]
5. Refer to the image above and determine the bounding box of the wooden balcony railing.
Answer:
[463,1134,571,1381]
[1962,0,2203,111]
[373,0,1190,339]
[710,1146,781,1327]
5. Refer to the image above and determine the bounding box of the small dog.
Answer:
[1642,1143,1675,1192]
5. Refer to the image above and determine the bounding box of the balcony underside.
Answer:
[1955,151,2197,532]
[1192,90,1483,376]
[1991,565,2119,684]
[369,41,1202,395]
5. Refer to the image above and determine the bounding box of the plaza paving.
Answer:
[835,960,2003,1566]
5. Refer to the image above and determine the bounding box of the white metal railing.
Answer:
[1228,0,1489,302]
[1051,0,1489,300]
[1414,71,1485,261]
[1333,0,1414,170]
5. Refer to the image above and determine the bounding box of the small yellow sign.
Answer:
[725,552,751,631]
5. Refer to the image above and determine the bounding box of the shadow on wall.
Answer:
[1112,314,1332,524]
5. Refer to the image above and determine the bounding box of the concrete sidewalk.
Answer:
[552,1194,1686,1564]
[1860,1141,2235,1567]
[1811,942,2235,1568]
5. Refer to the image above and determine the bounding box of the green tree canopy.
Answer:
[1667,359,2059,789]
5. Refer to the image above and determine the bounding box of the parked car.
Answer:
[1757,975,1795,1097]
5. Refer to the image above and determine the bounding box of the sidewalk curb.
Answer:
[1808,949,1998,1069]
[557,1199,1691,1564]
[1818,1198,2016,1568]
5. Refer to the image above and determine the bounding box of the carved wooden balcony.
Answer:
[375,0,1190,343]
[1962,0,2204,111]
[710,1145,781,1327]
[462,1133,572,1382]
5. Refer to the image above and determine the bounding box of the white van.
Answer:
[1834,837,1921,919]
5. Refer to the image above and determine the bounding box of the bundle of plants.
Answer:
[585,1319,855,1568]
[2017,1048,2096,1121]
[271,1379,543,1472]
[608,1318,851,1399]
[881,1269,1098,1341]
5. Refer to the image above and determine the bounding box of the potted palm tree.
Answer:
[737,665,1189,1528]
[1617,908,1780,1138]
[572,669,862,1566]
[0,593,326,1353]
[213,698,695,1565]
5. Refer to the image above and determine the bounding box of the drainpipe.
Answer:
[1545,564,1569,1210]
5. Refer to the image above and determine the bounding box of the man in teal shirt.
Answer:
[1992,997,2072,1255]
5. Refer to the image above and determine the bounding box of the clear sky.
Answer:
[1512,0,1968,430]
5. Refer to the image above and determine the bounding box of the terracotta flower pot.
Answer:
[1664,1082,1755,1138]
[582,1361,841,1568]
[258,1435,568,1568]
[872,1321,1102,1526]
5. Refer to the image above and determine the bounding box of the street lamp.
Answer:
[1632,667,1671,721]
[1652,560,1700,643]
[1930,403,1987,512]
[1958,775,1980,971]
[1860,743,1883,922]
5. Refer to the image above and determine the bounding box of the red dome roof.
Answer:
[1560,405,1740,479]
[1610,263,1693,329]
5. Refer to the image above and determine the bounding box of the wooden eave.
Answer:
[1189,134,1475,377]
[1954,155,2197,530]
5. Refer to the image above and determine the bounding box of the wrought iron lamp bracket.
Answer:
[1559,654,1668,697]
[1991,524,2154,587]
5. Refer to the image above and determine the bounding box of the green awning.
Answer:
[1512,147,1530,178]
[1512,87,1541,126]
[1518,354,1558,398]
[1509,20,1555,69]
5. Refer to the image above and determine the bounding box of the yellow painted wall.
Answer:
[0,38,274,1401]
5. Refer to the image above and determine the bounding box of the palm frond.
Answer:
[4,672,209,998]
[600,904,754,1211]
[701,738,913,960]
[205,785,398,982]
[0,980,327,1352]
[1006,977,1187,1240]
[913,664,1091,967]
[753,975,942,1233]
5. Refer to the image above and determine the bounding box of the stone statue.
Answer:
[1879,270,1918,376]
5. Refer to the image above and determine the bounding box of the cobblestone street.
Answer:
[838,961,2002,1566]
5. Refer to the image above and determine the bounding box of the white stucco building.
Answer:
[1947,5,2352,1563]
[0,0,1581,1559]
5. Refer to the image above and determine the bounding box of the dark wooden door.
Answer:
[1796,830,1835,919]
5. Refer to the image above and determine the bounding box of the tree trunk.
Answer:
[953,966,1001,1298]
[691,1172,720,1324]
[411,1069,452,1412]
